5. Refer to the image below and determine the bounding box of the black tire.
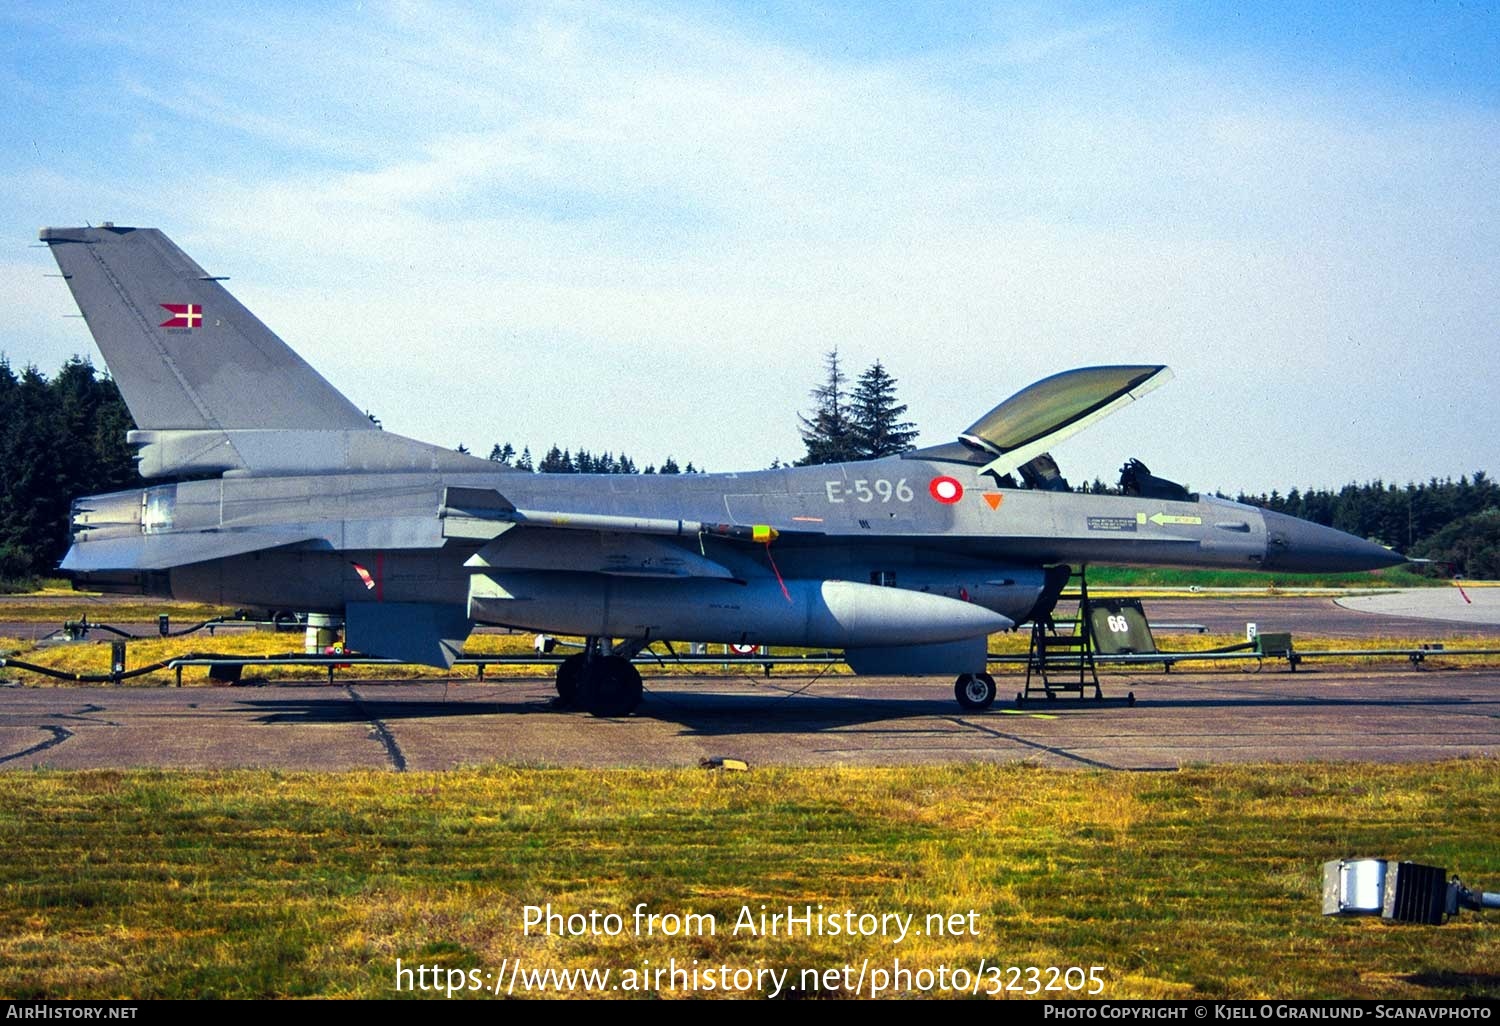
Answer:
[954,672,997,711]
[582,656,643,718]
[555,653,587,707]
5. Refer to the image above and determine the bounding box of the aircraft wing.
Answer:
[440,486,822,580]
[465,530,739,579]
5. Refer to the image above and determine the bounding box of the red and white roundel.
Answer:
[929,476,964,504]
[729,643,757,655]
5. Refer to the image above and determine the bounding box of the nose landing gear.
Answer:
[954,672,998,711]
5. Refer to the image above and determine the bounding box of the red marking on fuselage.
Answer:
[929,476,964,504]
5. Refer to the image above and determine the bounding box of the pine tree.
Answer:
[539,445,576,473]
[89,377,135,493]
[0,357,137,579]
[517,447,534,471]
[849,359,917,458]
[796,349,859,465]
[660,456,681,474]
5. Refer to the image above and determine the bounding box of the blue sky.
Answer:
[3,2,1496,493]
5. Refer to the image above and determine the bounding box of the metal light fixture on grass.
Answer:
[1323,859,1499,924]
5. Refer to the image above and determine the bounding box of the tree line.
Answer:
[0,355,1494,581]
[1233,476,1500,578]
[473,348,921,474]
[479,443,698,476]
[0,357,137,580]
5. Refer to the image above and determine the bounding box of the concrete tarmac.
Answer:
[1335,586,1500,629]
[3,591,1497,772]
[1146,592,1500,638]
[2,665,1495,772]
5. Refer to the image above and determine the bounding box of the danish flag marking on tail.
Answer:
[159,303,202,329]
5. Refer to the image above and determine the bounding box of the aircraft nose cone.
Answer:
[1262,510,1406,573]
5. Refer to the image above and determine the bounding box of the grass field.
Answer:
[0,598,237,625]
[1078,566,1443,590]
[0,762,1494,1000]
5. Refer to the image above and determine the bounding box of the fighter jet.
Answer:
[40,225,1404,715]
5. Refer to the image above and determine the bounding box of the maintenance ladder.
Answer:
[1023,571,1102,701]
[1023,573,1157,704]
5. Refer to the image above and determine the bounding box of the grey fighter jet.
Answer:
[40,225,1403,715]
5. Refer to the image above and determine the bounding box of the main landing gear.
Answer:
[554,638,645,718]
[954,672,998,711]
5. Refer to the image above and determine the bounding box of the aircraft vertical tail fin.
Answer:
[40,225,374,433]
[40,225,486,477]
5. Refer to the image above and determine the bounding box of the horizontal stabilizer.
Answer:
[60,529,322,572]
[345,602,473,668]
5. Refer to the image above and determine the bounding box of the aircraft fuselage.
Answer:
[66,457,1395,639]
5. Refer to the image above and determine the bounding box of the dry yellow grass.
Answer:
[0,762,1494,999]
[3,623,1496,687]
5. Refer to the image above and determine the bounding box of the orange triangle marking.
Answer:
[982,493,1003,510]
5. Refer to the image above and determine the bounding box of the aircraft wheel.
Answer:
[582,656,643,718]
[954,672,997,711]
[1127,691,1136,707]
[555,653,587,707]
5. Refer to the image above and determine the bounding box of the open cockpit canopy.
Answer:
[961,366,1169,456]
[903,365,1175,489]
[953,365,1171,482]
